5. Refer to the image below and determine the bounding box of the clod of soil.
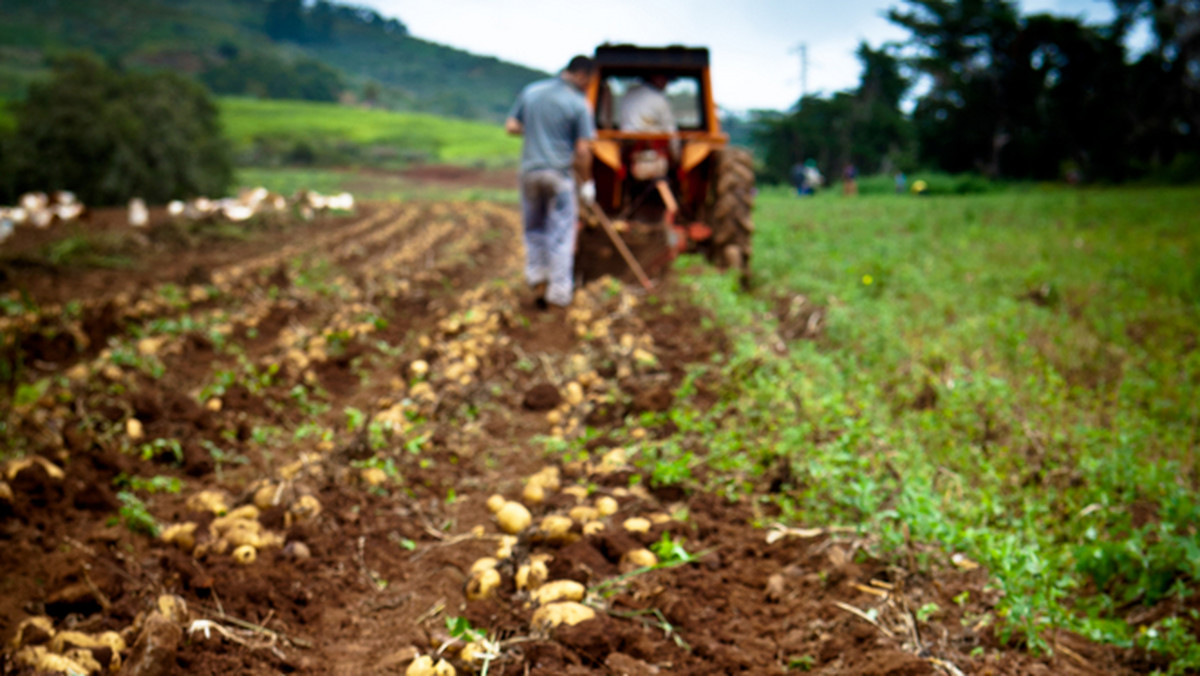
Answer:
[522,382,561,410]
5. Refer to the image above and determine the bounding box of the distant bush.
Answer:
[0,54,232,205]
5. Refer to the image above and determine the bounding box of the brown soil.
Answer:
[0,195,1150,676]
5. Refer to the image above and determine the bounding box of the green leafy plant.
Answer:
[116,491,159,536]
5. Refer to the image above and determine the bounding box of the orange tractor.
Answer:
[576,44,755,286]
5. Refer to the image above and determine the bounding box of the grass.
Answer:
[218,97,521,167]
[640,184,1199,672]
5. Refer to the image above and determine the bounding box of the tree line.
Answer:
[752,0,1200,184]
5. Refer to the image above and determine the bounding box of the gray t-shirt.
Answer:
[509,77,596,175]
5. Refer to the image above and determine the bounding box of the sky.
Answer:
[356,0,1122,113]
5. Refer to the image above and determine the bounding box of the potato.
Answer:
[598,448,627,472]
[161,523,198,552]
[582,521,605,537]
[9,616,54,649]
[361,467,388,487]
[433,658,456,676]
[529,466,560,492]
[465,568,501,601]
[522,481,545,506]
[648,512,671,525]
[460,641,487,666]
[595,496,618,517]
[406,655,435,676]
[623,548,658,568]
[289,494,322,522]
[0,480,12,504]
[515,557,549,591]
[495,501,532,535]
[469,557,498,575]
[622,517,651,534]
[125,418,145,440]
[531,601,596,628]
[232,545,257,565]
[252,483,280,510]
[539,514,572,542]
[561,485,588,502]
[205,398,223,412]
[63,648,103,674]
[157,595,188,623]
[568,506,599,523]
[185,490,229,515]
[226,504,260,521]
[485,494,506,514]
[495,535,518,559]
[565,382,584,406]
[409,360,430,378]
[530,580,585,605]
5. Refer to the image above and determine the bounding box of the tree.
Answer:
[750,43,911,183]
[265,0,306,42]
[888,0,1022,176]
[2,55,232,205]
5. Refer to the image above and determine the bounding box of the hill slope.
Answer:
[0,0,547,121]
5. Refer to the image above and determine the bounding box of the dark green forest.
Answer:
[0,0,548,121]
[753,0,1200,184]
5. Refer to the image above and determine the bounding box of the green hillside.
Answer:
[0,0,548,122]
[219,97,520,166]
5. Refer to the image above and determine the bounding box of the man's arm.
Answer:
[505,117,524,136]
[573,138,592,182]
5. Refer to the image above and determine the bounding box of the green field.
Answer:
[219,97,520,167]
[638,186,1199,669]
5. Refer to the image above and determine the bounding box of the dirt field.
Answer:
[0,193,1151,674]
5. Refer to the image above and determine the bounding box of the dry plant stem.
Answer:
[833,601,895,638]
[929,657,967,676]
[192,602,314,649]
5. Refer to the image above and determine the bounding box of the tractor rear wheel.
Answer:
[709,147,755,280]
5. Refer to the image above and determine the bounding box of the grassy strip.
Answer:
[640,186,1199,671]
[218,97,520,167]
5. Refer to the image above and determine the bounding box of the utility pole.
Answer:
[790,42,808,102]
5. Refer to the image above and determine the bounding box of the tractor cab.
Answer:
[577,44,754,284]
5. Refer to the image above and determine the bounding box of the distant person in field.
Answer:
[506,55,597,309]
[842,163,858,196]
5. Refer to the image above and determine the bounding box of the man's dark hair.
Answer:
[565,55,595,74]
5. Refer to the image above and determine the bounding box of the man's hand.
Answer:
[505,117,523,136]
[579,180,596,205]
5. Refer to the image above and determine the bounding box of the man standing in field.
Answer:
[506,55,596,309]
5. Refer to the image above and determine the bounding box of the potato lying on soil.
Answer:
[495,501,532,534]
[9,616,54,649]
[232,545,257,565]
[594,495,619,516]
[485,493,506,514]
[465,568,501,601]
[470,557,498,575]
[530,580,585,605]
[538,514,573,543]
[623,548,658,569]
[515,557,550,591]
[522,481,546,506]
[531,601,596,628]
[495,535,518,559]
[623,517,651,534]
[561,485,588,502]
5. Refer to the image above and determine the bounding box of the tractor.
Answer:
[576,44,755,286]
